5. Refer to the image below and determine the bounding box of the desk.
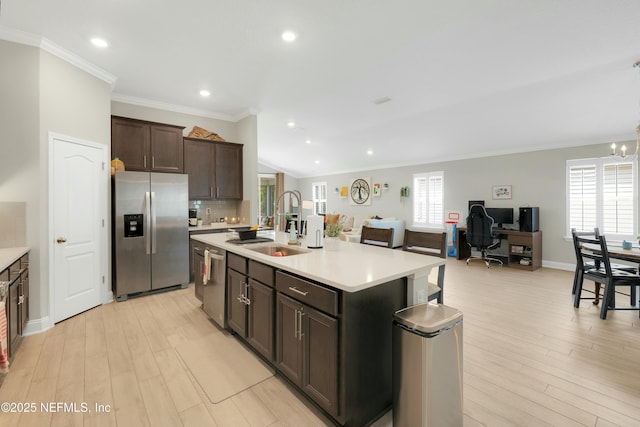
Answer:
[456,227,542,271]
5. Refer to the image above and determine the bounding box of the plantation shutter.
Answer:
[602,162,633,234]
[568,164,597,232]
[413,171,444,228]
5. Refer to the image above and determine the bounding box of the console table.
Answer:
[456,227,542,271]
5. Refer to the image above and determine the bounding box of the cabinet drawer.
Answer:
[276,271,338,316]
[249,260,274,287]
[509,234,531,245]
[8,260,21,280]
[20,254,29,268]
[0,269,7,281]
[227,252,247,274]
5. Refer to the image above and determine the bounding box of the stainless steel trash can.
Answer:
[393,303,463,427]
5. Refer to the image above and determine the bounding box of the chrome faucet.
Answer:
[275,190,302,237]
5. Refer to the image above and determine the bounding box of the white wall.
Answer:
[0,39,112,325]
[297,143,623,267]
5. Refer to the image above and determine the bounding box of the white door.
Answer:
[51,134,107,323]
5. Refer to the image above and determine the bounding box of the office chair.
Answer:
[465,204,502,267]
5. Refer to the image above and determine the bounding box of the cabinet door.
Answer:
[19,269,29,334]
[150,125,184,173]
[276,293,303,385]
[8,281,19,356]
[193,250,204,302]
[302,304,339,416]
[111,117,149,171]
[215,143,243,199]
[247,279,274,361]
[227,269,247,336]
[184,139,214,199]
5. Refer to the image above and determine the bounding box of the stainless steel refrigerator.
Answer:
[113,171,189,301]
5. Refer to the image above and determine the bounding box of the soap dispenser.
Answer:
[289,220,297,244]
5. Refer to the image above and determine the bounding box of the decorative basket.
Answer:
[188,126,226,142]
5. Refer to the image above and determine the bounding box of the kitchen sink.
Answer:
[247,244,310,257]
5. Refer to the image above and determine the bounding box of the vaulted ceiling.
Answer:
[2,0,640,177]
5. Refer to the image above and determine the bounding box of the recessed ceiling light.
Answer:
[282,31,297,42]
[315,160,320,164]
[305,140,311,144]
[287,122,296,128]
[367,150,374,155]
[91,38,108,48]
[199,89,211,97]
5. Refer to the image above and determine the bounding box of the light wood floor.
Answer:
[1,260,639,427]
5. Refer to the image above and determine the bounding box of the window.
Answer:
[567,157,637,240]
[312,182,327,215]
[413,171,444,228]
[258,174,276,226]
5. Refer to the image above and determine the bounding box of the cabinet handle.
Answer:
[294,309,299,339]
[288,286,308,296]
[244,283,251,305]
[144,155,147,168]
[152,156,155,169]
[217,187,220,198]
[298,309,305,341]
[18,295,24,305]
[210,187,214,198]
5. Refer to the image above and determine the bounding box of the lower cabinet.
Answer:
[226,256,276,362]
[2,252,29,359]
[276,293,339,416]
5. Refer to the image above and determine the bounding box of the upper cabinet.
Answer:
[111,116,185,173]
[183,137,243,200]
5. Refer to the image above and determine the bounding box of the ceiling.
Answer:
[2,0,640,178]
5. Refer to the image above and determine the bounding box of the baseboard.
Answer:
[22,316,54,336]
[542,260,574,271]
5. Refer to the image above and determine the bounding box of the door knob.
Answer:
[56,237,67,243]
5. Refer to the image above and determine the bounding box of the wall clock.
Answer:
[350,178,371,205]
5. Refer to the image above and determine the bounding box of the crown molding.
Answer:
[112,93,258,122]
[0,25,117,87]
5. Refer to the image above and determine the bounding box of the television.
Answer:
[485,207,514,228]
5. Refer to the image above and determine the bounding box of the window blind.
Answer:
[413,172,444,227]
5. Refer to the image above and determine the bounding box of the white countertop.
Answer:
[0,247,30,272]
[189,223,251,232]
[191,231,444,293]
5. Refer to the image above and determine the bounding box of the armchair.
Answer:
[465,204,502,267]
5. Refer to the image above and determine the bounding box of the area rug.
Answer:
[176,332,274,403]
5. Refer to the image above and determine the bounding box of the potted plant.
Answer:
[324,223,343,250]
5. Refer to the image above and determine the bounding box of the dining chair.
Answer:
[360,225,393,248]
[574,233,640,319]
[571,228,636,304]
[402,230,446,303]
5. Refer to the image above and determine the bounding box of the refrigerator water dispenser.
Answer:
[124,214,144,237]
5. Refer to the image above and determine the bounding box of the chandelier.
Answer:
[609,61,640,159]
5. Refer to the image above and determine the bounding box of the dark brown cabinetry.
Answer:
[2,252,29,358]
[111,116,185,173]
[183,137,243,200]
[276,273,339,417]
[226,255,275,362]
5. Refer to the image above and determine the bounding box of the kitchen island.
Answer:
[191,231,444,427]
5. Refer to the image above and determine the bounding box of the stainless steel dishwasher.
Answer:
[202,246,227,329]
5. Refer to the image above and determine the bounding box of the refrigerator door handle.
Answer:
[150,191,157,254]
[145,191,151,255]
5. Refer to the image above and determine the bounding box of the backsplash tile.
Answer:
[0,202,26,248]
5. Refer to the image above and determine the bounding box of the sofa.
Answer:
[324,213,406,248]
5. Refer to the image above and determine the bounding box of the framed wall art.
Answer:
[492,185,512,200]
